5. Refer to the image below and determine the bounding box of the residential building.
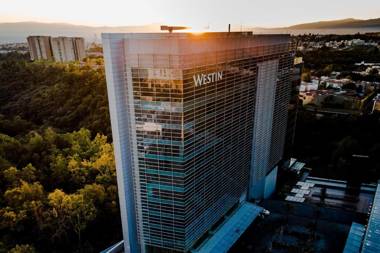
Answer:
[27,35,85,62]
[0,42,29,54]
[102,32,294,253]
[27,36,54,61]
[51,37,86,62]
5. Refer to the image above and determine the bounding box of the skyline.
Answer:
[1,0,380,30]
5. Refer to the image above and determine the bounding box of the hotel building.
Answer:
[102,32,294,253]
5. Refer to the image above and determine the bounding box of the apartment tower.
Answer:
[27,36,85,62]
[51,37,86,62]
[27,35,54,61]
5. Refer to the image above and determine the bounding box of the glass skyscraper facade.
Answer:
[102,32,294,253]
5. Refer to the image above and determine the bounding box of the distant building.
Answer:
[348,39,365,46]
[51,37,86,62]
[0,43,29,54]
[372,94,380,113]
[27,36,54,61]
[301,88,376,115]
[27,36,85,62]
[299,81,318,92]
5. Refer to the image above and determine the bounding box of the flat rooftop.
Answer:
[102,32,293,68]
[192,202,263,253]
[361,182,380,253]
[102,31,290,39]
[285,176,376,214]
[342,222,366,253]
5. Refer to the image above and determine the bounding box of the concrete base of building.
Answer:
[249,166,278,200]
[264,166,278,198]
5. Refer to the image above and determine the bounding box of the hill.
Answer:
[288,18,380,29]
[1,18,380,43]
[0,22,161,43]
[250,18,380,35]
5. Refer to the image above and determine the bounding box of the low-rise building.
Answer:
[0,43,29,54]
[299,81,318,92]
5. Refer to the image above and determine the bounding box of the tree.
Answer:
[342,82,357,90]
[0,208,27,231]
[322,64,334,76]
[332,136,360,177]
[3,164,37,186]
[45,189,70,241]
[3,166,19,185]
[1,181,45,233]
[0,57,118,252]
[47,189,97,247]
[68,193,97,247]
[26,132,44,153]
[79,183,106,205]
[8,244,36,253]
[4,181,44,208]
[0,60,111,136]
[301,72,311,82]
[369,68,379,76]
[0,133,24,165]
[20,164,37,182]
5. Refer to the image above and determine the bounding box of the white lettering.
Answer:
[193,71,223,87]
[193,74,203,87]
[217,72,223,80]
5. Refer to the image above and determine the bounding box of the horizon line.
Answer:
[0,16,379,30]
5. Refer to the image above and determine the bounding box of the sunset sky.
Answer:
[1,0,379,29]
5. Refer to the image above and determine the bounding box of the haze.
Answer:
[1,0,380,30]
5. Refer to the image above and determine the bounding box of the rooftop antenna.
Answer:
[160,25,188,33]
[228,24,231,33]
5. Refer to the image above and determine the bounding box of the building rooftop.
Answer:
[192,202,263,253]
[285,176,376,214]
[362,182,380,253]
[343,222,366,253]
[102,31,293,69]
[102,31,290,39]
[341,182,380,253]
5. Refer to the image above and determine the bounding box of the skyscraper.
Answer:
[102,32,294,253]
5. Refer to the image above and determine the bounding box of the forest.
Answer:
[298,45,380,77]
[294,111,380,183]
[0,53,120,252]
